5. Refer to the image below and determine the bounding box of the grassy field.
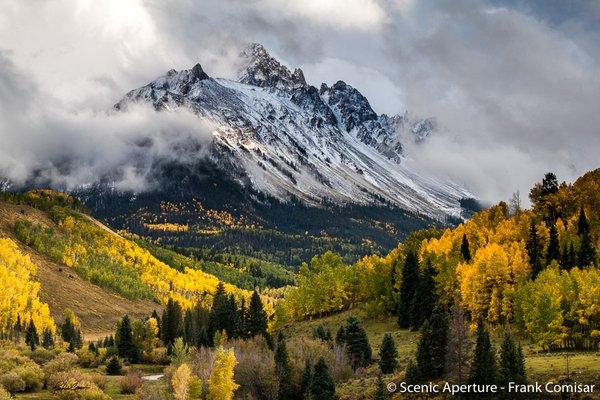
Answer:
[286,308,600,399]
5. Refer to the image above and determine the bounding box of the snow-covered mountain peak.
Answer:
[238,43,307,91]
[115,44,474,219]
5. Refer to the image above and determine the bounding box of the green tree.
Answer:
[409,258,437,330]
[469,320,497,385]
[116,315,139,363]
[378,333,398,374]
[246,290,268,338]
[445,302,472,384]
[343,315,372,370]
[546,221,560,264]
[25,320,39,351]
[310,357,336,400]
[374,375,387,400]
[162,298,183,351]
[577,206,596,268]
[526,219,543,277]
[398,249,419,329]
[300,359,312,399]
[461,233,471,262]
[106,356,123,375]
[41,328,54,349]
[274,333,294,400]
[498,332,526,386]
[414,306,449,380]
[335,326,345,345]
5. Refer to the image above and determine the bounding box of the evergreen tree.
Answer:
[14,315,22,343]
[374,375,387,400]
[310,357,336,400]
[314,325,332,342]
[88,342,99,355]
[183,309,194,346]
[300,358,313,399]
[274,333,294,400]
[546,221,560,264]
[246,290,268,338]
[237,298,247,339]
[567,242,577,270]
[526,219,543,277]
[343,315,372,370]
[227,294,240,338]
[397,249,419,329]
[162,298,183,351]
[498,332,526,386]
[414,306,449,380]
[106,356,123,375]
[409,258,437,330]
[577,206,596,268]
[61,315,76,344]
[461,233,471,262]
[469,320,497,385]
[42,328,54,349]
[208,283,231,342]
[25,320,39,351]
[117,315,139,363]
[378,333,398,374]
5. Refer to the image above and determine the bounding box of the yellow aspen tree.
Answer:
[207,347,239,400]
[172,363,193,400]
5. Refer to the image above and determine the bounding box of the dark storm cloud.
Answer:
[0,0,598,201]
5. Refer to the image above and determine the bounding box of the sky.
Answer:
[0,0,599,203]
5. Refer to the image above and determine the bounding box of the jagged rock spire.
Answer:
[238,43,306,91]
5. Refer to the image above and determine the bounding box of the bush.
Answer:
[13,363,44,391]
[0,372,25,393]
[76,350,100,368]
[135,382,165,400]
[44,352,79,379]
[47,370,95,392]
[0,386,11,400]
[105,356,122,376]
[29,348,57,365]
[119,371,143,394]
[53,386,109,400]
[89,374,107,390]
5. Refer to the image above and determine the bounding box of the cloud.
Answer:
[0,0,599,204]
[0,52,213,192]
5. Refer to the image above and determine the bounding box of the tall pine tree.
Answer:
[378,333,398,374]
[246,290,268,339]
[414,306,449,380]
[498,332,526,386]
[310,357,336,400]
[274,333,294,400]
[461,233,471,262]
[25,320,39,351]
[526,219,543,278]
[343,315,372,370]
[469,319,497,385]
[117,315,139,363]
[577,206,596,268]
[300,358,313,399]
[546,221,560,264]
[162,298,183,351]
[409,258,437,330]
[397,249,419,329]
[42,328,54,349]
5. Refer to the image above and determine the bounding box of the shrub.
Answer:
[44,352,79,379]
[53,386,109,400]
[13,363,44,391]
[47,370,95,392]
[119,371,143,394]
[135,382,165,400]
[76,350,100,368]
[105,356,122,375]
[0,386,11,400]
[0,372,25,393]
[29,348,56,365]
[89,374,107,391]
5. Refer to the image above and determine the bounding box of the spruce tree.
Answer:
[42,328,54,349]
[446,302,472,384]
[247,290,268,338]
[409,258,437,330]
[310,357,336,400]
[343,315,372,370]
[274,334,294,400]
[314,325,332,342]
[335,325,346,345]
[227,294,240,338]
[546,221,560,264]
[577,206,596,268]
[469,320,497,385]
[414,306,449,380]
[208,282,231,342]
[461,233,471,262]
[526,219,543,278]
[61,314,76,345]
[162,298,183,351]
[300,358,313,399]
[374,375,387,400]
[117,315,139,363]
[378,333,398,374]
[397,249,419,329]
[106,355,123,375]
[498,332,526,386]
[25,320,39,351]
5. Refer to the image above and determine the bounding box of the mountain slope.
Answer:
[115,43,472,219]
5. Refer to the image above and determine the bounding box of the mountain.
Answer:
[114,43,472,219]
[72,44,479,267]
